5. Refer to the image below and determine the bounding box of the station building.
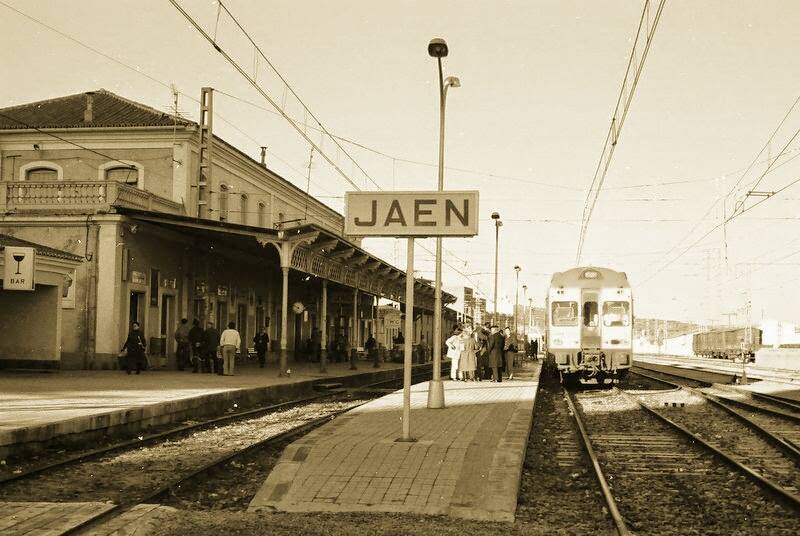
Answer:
[0,89,456,370]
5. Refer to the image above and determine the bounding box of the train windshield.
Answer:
[551,301,578,326]
[602,301,631,327]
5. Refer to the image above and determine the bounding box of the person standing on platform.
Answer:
[204,320,220,374]
[486,325,504,382]
[174,318,190,371]
[220,321,241,376]
[446,328,462,380]
[365,332,378,367]
[121,322,147,375]
[532,338,539,361]
[476,322,490,380]
[503,327,519,380]
[188,319,205,373]
[253,327,270,368]
[460,326,478,381]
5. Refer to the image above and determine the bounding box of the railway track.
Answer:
[566,385,800,535]
[0,372,429,535]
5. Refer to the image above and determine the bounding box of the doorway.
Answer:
[160,295,174,357]
[129,291,145,331]
[237,303,248,355]
[216,302,227,332]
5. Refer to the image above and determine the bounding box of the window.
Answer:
[602,301,631,327]
[240,194,248,225]
[551,301,578,326]
[25,167,58,181]
[583,301,599,327]
[258,202,266,228]
[219,185,229,221]
[105,166,139,186]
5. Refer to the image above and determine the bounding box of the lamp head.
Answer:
[445,76,461,88]
[428,38,448,58]
[491,212,500,220]
[514,265,521,272]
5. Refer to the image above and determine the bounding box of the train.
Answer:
[692,327,762,361]
[545,266,633,384]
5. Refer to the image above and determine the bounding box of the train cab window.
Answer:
[551,301,578,326]
[602,301,631,327]
[583,302,599,327]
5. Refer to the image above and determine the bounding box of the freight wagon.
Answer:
[692,327,762,361]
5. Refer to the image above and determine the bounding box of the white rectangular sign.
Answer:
[344,190,479,237]
[3,246,36,291]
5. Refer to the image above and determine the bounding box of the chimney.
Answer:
[260,146,267,167]
[83,92,95,123]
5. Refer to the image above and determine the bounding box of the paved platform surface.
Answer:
[0,359,411,457]
[249,361,541,522]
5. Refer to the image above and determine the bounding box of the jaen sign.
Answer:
[344,191,479,237]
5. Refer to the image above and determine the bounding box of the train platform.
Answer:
[0,359,423,460]
[635,354,800,384]
[249,360,541,522]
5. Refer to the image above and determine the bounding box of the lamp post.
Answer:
[522,284,528,335]
[491,212,502,324]
[514,266,521,334]
[428,37,460,409]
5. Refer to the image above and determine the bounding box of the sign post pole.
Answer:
[399,237,416,442]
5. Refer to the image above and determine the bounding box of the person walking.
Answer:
[532,338,539,361]
[486,325,504,382]
[253,327,270,369]
[446,328,462,380]
[365,332,378,368]
[205,320,220,374]
[220,321,241,376]
[460,326,478,381]
[503,327,519,380]
[174,318,190,371]
[188,319,205,373]
[121,322,147,375]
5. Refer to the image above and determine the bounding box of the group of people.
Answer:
[445,323,523,382]
[119,318,244,376]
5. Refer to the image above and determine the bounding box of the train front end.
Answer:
[546,267,633,384]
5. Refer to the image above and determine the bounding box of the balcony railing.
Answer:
[0,181,184,215]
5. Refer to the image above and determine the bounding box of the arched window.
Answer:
[26,167,58,181]
[98,161,143,188]
[257,202,266,228]
[218,184,229,221]
[240,194,249,225]
[20,161,63,181]
[105,166,139,186]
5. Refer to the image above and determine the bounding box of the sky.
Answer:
[1,0,799,325]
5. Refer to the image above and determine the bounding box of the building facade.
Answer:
[0,89,455,369]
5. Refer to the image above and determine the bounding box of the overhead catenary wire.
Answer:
[575,0,667,264]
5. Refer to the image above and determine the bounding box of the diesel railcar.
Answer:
[546,266,633,384]
[693,327,762,361]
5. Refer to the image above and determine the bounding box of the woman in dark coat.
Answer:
[121,322,147,374]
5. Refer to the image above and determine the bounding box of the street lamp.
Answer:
[428,37,460,410]
[514,266,521,334]
[522,284,528,335]
[491,212,502,324]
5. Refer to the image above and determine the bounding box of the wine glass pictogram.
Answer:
[12,253,25,275]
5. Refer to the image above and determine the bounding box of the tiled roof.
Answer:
[0,89,193,130]
[0,234,83,262]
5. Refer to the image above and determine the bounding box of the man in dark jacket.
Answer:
[486,325,504,382]
[188,319,205,373]
[205,320,221,374]
[174,318,190,371]
[253,327,270,368]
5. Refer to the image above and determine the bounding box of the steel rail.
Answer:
[619,389,800,509]
[0,370,428,486]
[753,391,800,413]
[563,389,631,536]
[631,368,800,459]
[60,371,431,535]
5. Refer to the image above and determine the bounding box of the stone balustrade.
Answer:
[0,181,184,215]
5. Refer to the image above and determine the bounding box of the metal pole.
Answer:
[320,279,327,373]
[429,56,446,409]
[493,221,499,324]
[514,271,520,334]
[398,237,417,442]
